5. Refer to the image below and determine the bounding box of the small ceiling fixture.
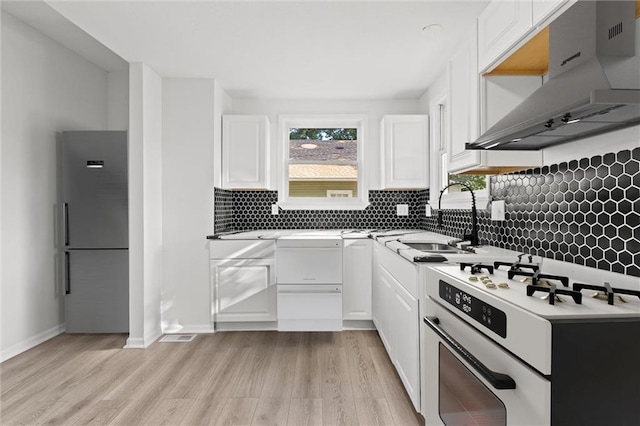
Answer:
[300,143,317,149]
[422,24,442,36]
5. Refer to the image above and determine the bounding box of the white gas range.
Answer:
[421,258,640,426]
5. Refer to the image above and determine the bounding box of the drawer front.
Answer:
[377,244,418,298]
[210,240,274,259]
[276,248,342,284]
[277,285,342,319]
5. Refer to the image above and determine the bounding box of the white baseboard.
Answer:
[124,328,162,349]
[123,337,145,349]
[1,323,66,362]
[342,320,376,330]
[215,321,278,331]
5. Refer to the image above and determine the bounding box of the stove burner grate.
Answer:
[573,282,640,306]
[508,269,569,288]
[494,261,539,273]
[460,263,494,274]
[527,284,583,305]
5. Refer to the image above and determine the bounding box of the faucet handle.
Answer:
[463,232,479,246]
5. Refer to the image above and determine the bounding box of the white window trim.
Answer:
[428,96,490,210]
[277,114,369,210]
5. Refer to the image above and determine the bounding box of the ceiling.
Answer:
[4,0,490,100]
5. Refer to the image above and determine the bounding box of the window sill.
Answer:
[278,198,370,211]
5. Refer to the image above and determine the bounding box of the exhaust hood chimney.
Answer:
[467,1,640,151]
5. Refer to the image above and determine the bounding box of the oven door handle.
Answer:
[423,316,516,390]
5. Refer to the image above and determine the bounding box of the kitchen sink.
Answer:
[402,241,473,254]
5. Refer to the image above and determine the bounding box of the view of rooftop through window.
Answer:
[448,174,487,192]
[288,128,358,198]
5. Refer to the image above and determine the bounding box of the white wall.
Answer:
[107,69,129,130]
[230,99,422,190]
[161,78,217,333]
[542,125,640,165]
[127,63,163,348]
[1,10,109,361]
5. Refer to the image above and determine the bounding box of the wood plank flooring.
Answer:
[0,331,423,425]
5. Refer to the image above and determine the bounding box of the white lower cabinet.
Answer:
[374,262,395,351]
[343,239,373,321]
[373,243,421,411]
[210,240,276,325]
[391,278,420,407]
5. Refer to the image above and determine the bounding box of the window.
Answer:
[430,98,489,209]
[278,115,369,210]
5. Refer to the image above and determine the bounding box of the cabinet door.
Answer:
[448,38,481,174]
[343,239,373,320]
[222,115,270,189]
[392,280,420,411]
[478,0,533,71]
[532,0,568,26]
[381,115,429,189]
[375,263,395,355]
[212,258,276,322]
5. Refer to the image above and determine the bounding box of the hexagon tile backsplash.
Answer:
[423,147,639,277]
[214,189,428,232]
[214,147,639,277]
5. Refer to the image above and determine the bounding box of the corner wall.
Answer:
[127,63,163,348]
[1,10,109,361]
[161,78,217,333]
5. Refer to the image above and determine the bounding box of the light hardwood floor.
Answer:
[0,331,424,425]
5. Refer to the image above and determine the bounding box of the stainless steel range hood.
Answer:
[467,1,640,151]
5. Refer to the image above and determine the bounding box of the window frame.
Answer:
[277,114,369,210]
[428,96,490,210]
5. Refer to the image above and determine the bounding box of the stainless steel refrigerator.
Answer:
[62,131,129,333]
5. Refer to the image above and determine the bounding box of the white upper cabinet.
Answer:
[448,31,481,174]
[380,115,429,189]
[532,0,569,27]
[222,115,270,189]
[478,0,533,71]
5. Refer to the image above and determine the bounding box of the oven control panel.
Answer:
[439,280,507,338]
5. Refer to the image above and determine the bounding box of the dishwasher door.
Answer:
[276,236,343,331]
[276,236,342,284]
[277,284,342,331]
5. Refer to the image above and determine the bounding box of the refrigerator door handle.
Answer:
[63,202,69,246]
[65,251,71,294]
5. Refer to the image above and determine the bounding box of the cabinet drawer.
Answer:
[209,240,274,259]
[377,244,418,298]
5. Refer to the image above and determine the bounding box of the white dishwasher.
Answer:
[276,235,343,331]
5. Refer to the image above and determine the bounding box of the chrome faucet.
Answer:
[437,182,480,247]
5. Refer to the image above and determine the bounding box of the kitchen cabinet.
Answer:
[532,0,569,27]
[380,115,429,189]
[448,22,543,174]
[222,115,270,189]
[343,238,372,322]
[210,240,276,325]
[372,243,421,411]
[448,34,481,174]
[478,0,533,71]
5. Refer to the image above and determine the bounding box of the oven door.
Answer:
[422,297,550,426]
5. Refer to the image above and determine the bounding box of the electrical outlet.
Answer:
[271,204,279,215]
[425,204,432,217]
[396,204,409,216]
[491,200,505,221]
